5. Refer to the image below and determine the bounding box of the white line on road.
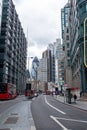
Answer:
[55,117,87,123]
[45,96,66,114]
[50,115,70,130]
[31,126,36,130]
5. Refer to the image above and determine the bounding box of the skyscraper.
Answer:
[61,2,72,88]
[70,0,87,93]
[0,0,27,94]
[31,56,39,80]
[0,0,2,33]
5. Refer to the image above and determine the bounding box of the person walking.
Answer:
[74,94,77,103]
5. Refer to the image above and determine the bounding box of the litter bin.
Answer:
[68,94,71,104]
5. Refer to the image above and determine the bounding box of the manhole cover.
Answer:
[4,117,18,124]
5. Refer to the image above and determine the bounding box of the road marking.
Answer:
[45,96,66,114]
[50,115,70,130]
[56,117,87,123]
[31,126,36,130]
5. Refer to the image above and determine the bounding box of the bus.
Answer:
[0,83,17,100]
[25,83,34,99]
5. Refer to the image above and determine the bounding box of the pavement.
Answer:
[0,96,36,130]
[54,95,87,111]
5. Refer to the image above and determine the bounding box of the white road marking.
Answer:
[31,126,36,130]
[45,96,66,114]
[50,115,70,130]
[56,117,87,123]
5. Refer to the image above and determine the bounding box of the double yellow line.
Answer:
[84,17,87,68]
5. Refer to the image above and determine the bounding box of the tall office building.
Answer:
[0,0,27,93]
[48,44,55,83]
[31,56,39,80]
[70,0,87,93]
[42,50,51,82]
[55,39,64,88]
[61,2,72,88]
[37,58,48,82]
[0,0,2,33]
[61,2,70,40]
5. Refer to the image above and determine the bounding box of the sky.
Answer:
[13,0,68,60]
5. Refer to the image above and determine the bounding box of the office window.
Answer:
[67,50,70,57]
[66,35,69,40]
[67,59,70,66]
[67,42,69,48]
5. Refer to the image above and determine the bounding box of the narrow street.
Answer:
[31,95,87,130]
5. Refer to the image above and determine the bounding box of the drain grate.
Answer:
[4,117,18,124]
[11,113,18,115]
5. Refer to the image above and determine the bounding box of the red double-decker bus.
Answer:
[0,83,17,100]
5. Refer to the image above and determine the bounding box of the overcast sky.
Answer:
[13,0,68,59]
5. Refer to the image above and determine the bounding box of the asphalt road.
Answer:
[31,94,87,130]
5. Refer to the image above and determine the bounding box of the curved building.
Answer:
[70,0,87,93]
[31,57,39,80]
[77,0,87,93]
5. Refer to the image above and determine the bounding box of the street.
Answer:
[31,95,87,130]
[0,95,87,130]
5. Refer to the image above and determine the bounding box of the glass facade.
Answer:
[0,0,27,94]
[0,0,2,33]
[69,0,87,93]
[77,0,87,93]
[61,3,70,39]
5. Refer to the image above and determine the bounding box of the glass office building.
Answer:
[69,0,87,93]
[0,0,2,33]
[77,0,87,93]
[0,0,27,94]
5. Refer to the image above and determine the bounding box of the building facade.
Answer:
[56,39,64,90]
[37,58,48,82]
[61,2,72,88]
[76,0,87,93]
[0,0,27,93]
[61,2,70,40]
[0,0,2,33]
[42,49,51,82]
[31,56,39,80]
[67,0,87,94]
[48,44,55,83]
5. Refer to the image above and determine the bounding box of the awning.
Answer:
[66,87,79,91]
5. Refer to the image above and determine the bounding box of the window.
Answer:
[67,43,69,48]
[66,35,69,40]
[66,28,69,33]
[79,3,87,15]
[67,50,70,57]
[67,59,70,66]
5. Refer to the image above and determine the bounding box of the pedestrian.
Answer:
[80,91,82,97]
[74,94,77,103]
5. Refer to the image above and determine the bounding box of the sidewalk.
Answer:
[0,98,36,130]
[54,95,87,111]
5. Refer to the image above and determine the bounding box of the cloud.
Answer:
[13,0,68,58]
[27,44,47,58]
